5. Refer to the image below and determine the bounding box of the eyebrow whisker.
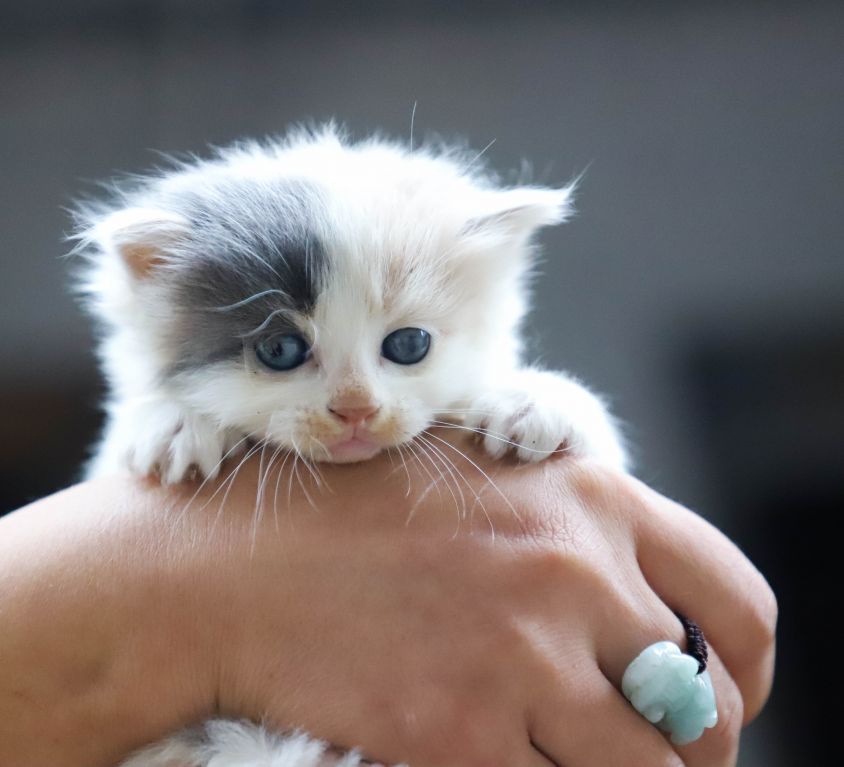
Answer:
[213,288,290,313]
[240,308,299,338]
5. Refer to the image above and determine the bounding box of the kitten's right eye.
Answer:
[255,333,310,371]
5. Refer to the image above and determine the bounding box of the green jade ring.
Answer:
[621,618,718,745]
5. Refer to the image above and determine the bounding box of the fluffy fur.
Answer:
[74,126,627,766]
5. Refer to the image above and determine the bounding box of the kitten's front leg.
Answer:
[90,396,240,483]
[463,368,628,470]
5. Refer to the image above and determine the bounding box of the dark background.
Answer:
[2,1,842,763]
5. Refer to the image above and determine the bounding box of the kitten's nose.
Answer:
[328,403,380,426]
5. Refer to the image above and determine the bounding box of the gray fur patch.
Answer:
[152,177,327,374]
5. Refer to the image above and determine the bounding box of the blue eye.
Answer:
[255,333,310,371]
[381,327,431,365]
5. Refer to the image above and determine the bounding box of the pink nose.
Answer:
[328,404,380,426]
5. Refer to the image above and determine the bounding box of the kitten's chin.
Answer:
[322,437,383,464]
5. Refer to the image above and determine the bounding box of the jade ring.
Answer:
[621,636,718,745]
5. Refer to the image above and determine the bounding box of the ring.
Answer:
[621,616,718,745]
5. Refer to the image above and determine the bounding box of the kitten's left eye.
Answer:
[381,327,431,365]
[255,333,310,371]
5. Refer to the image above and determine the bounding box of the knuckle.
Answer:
[730,571,778,671]
[748,577,779,647]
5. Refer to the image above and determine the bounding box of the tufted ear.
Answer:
[464,185,575,241]
[93,207,190,278]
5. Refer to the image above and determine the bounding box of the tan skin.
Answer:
[0,430,776,767]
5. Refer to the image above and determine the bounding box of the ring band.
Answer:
[677,614,708,674]
[621,615,718,745]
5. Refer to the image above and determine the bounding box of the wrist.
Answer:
[0,478,217,766]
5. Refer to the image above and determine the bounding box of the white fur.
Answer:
[119,721,392,767]
[75,126,628,766]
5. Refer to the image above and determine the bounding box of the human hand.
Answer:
[191,429,775,766]
[0,429,775,767]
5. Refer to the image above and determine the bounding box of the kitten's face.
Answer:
[85,131,571,462]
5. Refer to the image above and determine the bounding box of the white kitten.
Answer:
[75,126,627,766]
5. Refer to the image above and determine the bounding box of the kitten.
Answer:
[75,126,627,766]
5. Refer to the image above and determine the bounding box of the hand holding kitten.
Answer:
[0,439,775,767]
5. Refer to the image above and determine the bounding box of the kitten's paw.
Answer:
[103,399,239,483]
[464,369,627,469]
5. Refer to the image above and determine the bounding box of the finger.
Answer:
[591,570,688,684]
[529,662,686,767]
[594,582,741,767]
[630,480,777,722]
[674,647,743,767]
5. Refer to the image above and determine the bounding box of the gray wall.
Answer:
[2,2,842,762]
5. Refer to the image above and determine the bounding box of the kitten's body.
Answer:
[77,127,626,766]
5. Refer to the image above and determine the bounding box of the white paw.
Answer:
[463,369,628,469]
[99,398,240,484]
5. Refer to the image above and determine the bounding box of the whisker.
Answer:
[468,137,496,168]
[420,431,492,533]
[403,441,442,526]
[257,442,285,537]
[417,433,476,522]
[423,431,525,535]
[413,436,462,530]
[209,439,266,537]
[213,289,289,313]
[395,444,413,497]
[273,447,296,533]
[416,434,467,523]
[405,439,441,500]
[251,441,276,551]
[290,438,318,511]
[404,470,440,527]
[409,100,418,152]
[429,420,572,457]
[173,431,254,528]
[196,435,261,518]
[240,307,298,339]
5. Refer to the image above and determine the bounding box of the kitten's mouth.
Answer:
[324,435,383,463]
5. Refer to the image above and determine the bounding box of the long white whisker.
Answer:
[416,434,467,523]
[429,420,571,457]
[403,441,441,526]
[241,307,297,338]
[405,439,441,500]
[423,432,496,537]
[409,100,418,152]
[213,289,289,312]
[395,444,413,497]
[424,432,491,531]
[209,440,265,536]
[197,436,261,517]
[249,441,275,551]
[174,431,254,527]
[413,436,462,531]
[404,470,440,527]
[290,438,318,511]
[468,137,496,168]
[258,442,285,537]
[424,432,524,535]
[273,448,295,532]
[417,433,473,522]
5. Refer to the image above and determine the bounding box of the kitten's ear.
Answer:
[464,185,575,240]
[92,207,190,278]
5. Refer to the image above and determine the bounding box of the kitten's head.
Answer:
[78,127,574,462]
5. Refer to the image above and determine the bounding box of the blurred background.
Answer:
[2,0,841,763]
